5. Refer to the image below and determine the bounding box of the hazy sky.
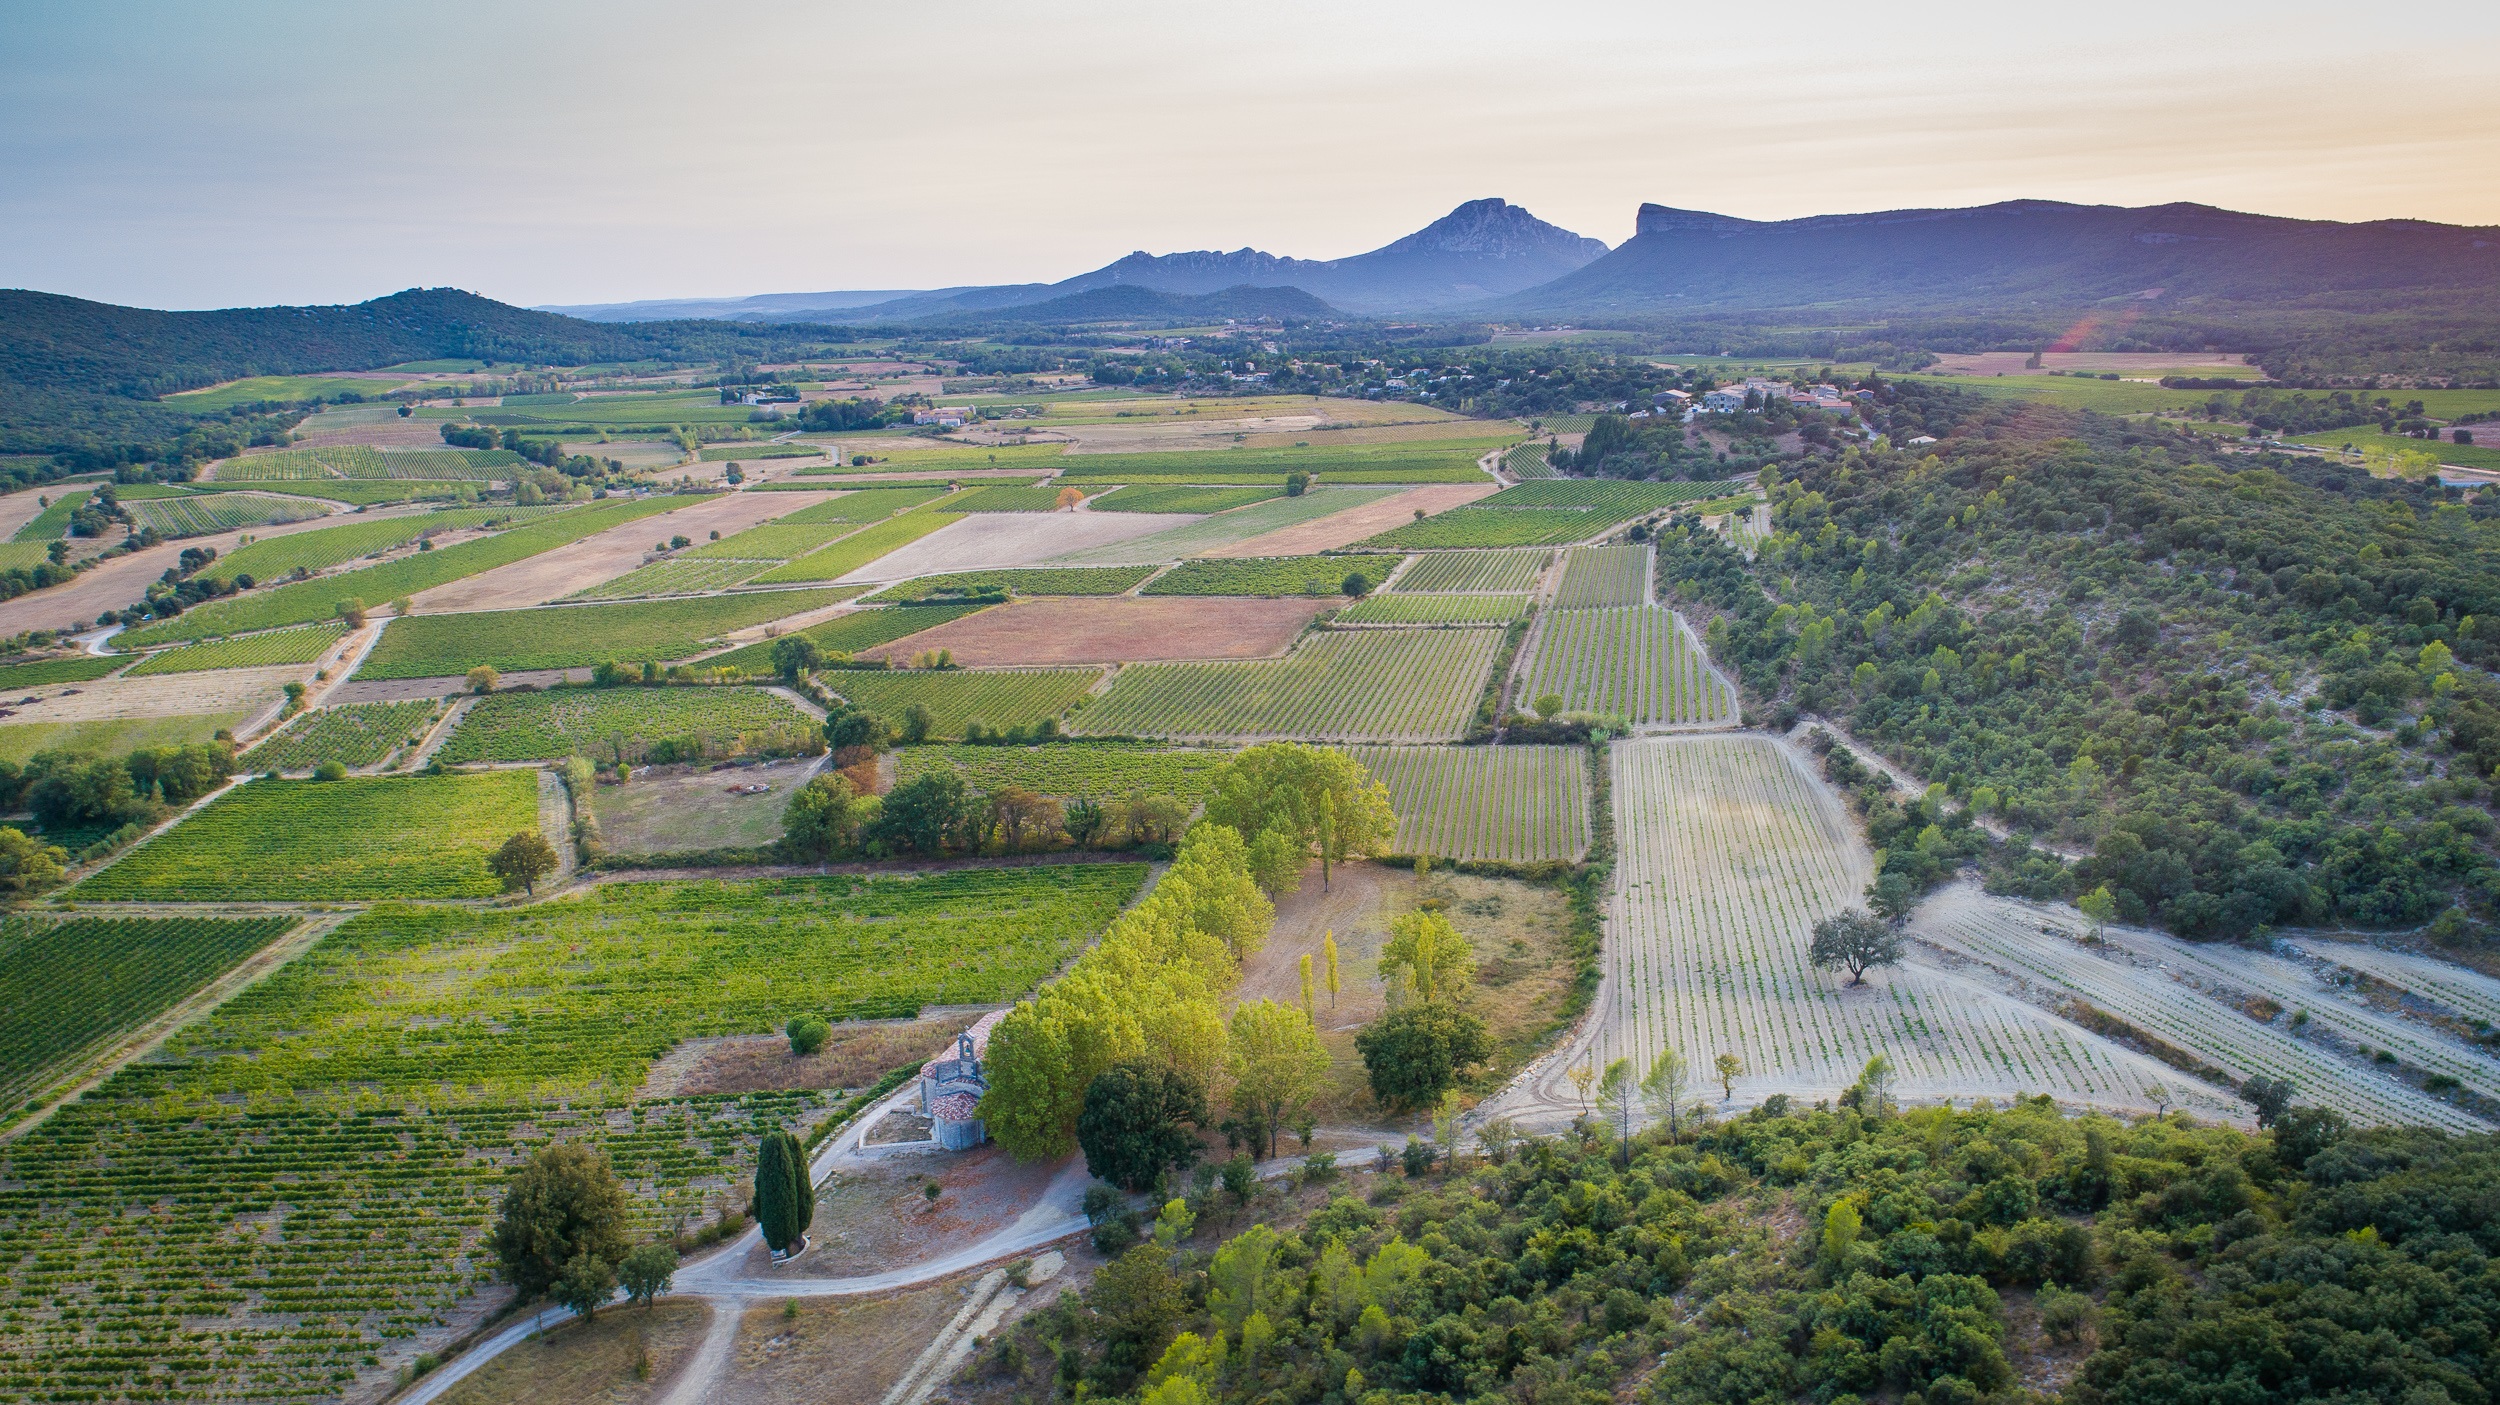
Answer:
[5,0,2496,309]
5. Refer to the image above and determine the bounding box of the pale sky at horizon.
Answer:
[5,0,2497,310]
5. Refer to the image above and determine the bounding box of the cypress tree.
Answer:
[755,1130,811,1252]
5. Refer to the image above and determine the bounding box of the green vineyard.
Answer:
[1144,555,1402,598]
[1391,549,1550,593]
[1091,484,1281,514]
[437,686,815,764]
[1522,605,1736,725]
[0,866,1144,1401]
[828,669,1103,739]
[700,602,979,674]
[1346,744,1591,862]
[245,700,440,771]
[123,623,348,676]
[73,771,542,901]
[1335,592,1531,625]
[865,566,1156,603]
[748,509,964,583]
[203,506,559,585]
[0,914,298,1109]
[122,492,330,538]
[567,556,769,600]
[359,588,849,678]
[1552,544,1651,608]
[1076,629,1498,741]
[894,742,1233,799]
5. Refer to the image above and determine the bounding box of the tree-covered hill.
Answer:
[976,1098,2498,1405]
[0,287,842,464]
[1661,390,2500,941]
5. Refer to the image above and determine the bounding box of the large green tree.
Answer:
[753,1128,813,1253]
[1076,1061,1209,1192]
[489,1142,632,1301]
[1354,1003,1491,1112]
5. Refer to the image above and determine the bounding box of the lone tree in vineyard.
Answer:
[1808,908,1903,986]
[490,1143,631,1304]
[489,830,559,895]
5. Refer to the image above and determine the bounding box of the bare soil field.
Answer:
[414,491,837,611]
[433,1300,712,1405]
[0,512,351,637]
[835,511,1195,584]
[590,756,825,853]
[1929,351,2261,377]
[0,663,306,725]
[566,439,690,469]
[856,596,1331,666]
[713,1272,982,1405]
[1204,481,1498,557]
[766,1144,1067,1279]
[637,1015,962,1098]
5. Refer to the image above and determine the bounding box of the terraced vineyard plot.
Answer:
[124,622,347,676]
[119,497,680,646]
[1392,549,1549,593]
[1144,555,1401,598]
[0,544,48,574]
[1337,593,1530,625]
[1093,484,1281,513]
[204,506,558,585]
[0,654,124,689]
[123,491,330,538]
[1601,737,2194,1114]
[73,770,541,901]
[896,742,1232,798]
[1524,606,1735,725]
[0,914,297,1108]
[438,686,815,764]
[376,449,521,479]
[1347,745,1590,862]
[212,448,348,480]
[0,866,1144,1402]
[865,566,1157,602]
[1553,544,1651,608]
[775,487,951,523]
[1078,629,1498,741]
[245,700,440,771]
[567,556,769,600]
[683,521,860,560]
[215,479,474,507]
[2296,941,2500,1031]
[359,588,849,677]
[749,509,965,583]
[828,669,1101,739]
[701,602,982,674]
[1915,891,2479,1129]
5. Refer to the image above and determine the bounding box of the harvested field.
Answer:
[0,664,305,727]
[856,596,1332,666]
[414,491,838,611]
[1203,481,1499,557]
[833,511,1194,583]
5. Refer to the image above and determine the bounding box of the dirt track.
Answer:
[411,491,837,612]
[1203,481,1497,557]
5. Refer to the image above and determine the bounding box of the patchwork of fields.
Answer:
[0,867,1145,1401]
[359,588,851,677]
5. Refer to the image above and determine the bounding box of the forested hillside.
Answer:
[1660,390,2500,941]
[0,287,837,463]
[978,1099,2497,1405]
